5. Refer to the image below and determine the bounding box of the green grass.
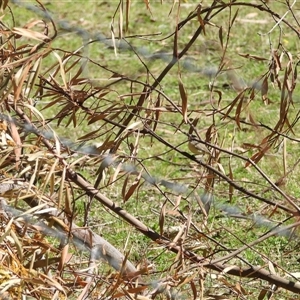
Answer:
[3,0,300,298]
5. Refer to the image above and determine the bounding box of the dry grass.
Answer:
[1,0,300,299]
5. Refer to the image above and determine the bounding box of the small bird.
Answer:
[188,135,211,156]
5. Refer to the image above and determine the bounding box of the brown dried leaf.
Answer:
[294,62,299,81]
[272,50,282,76]
[144,0,152,15]
[125,0,130,32]
[78,128,101,141]
[124,120,142,132]
[64,186,72,216]
[12,27,50,42]
[58,166,66,209]
[235,95,245,129]
[26,57,42,98]
[261,76,268,101]
[258,288,268,300]
[222,90,244,121]
[110,161,123,184]
[88,113,108,124]
[114,286,148,298]
[0,218,14,243]
[38,273,66,294]
[0,0,9,12]
[42,96,63,110]
[228,162,234,203]
[110,22,117,57]
[190,280,197,300]
[159,201,167,236]
[124,176,141,202]
[41,158,59,191]
[153,95,161,132]
[13,62,32,103]
[238,53,268,61]
[268,261,277,275]
[231,8,239,26]
[178,273,197,287]
[197,6,206,35]
[242,143,260,150]
[122,175,129,201]
[24,103,45,126]
[178,77,188,123]
[245,145,270,168]
[218,26,223,49]
[53,51,67,89]
[64,110,77,128]
[119,3,123,39]
[58,244,72,274]
[7,117,22,169]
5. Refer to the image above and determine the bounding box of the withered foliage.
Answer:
[1,0,300,299]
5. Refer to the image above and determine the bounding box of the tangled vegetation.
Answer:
[1,0,300,299]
